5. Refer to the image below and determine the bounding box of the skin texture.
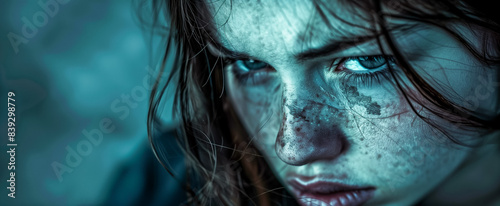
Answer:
[206,0,499,205]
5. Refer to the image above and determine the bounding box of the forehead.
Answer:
[207,0,371,60]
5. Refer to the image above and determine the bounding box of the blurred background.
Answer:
[1,0,184,205]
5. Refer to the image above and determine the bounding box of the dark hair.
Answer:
[139,0,500,205]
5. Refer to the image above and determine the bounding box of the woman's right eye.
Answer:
[237,59,270,71]
[230,59,275,85]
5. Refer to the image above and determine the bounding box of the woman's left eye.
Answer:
[336,56,394,72]
[331,55,395,86]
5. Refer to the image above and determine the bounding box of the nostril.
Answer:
[275,99,347,165]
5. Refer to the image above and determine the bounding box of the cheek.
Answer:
[347,91,468,193]
[342,85,382,115]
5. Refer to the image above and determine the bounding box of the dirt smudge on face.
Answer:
[344,85,381,115]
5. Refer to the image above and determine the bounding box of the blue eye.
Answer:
[331,55,395,86]
[356,56,388,69]
[341,56,393,72]
[236,59,270,71]
[230,59,275,85]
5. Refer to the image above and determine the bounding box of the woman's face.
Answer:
[207,1,497,205]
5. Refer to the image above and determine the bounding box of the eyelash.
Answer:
[224,56,395,86]
[332,56,395,87]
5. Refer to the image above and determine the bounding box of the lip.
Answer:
[287,176,375,206]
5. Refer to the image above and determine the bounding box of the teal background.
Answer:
[1,0,180,205]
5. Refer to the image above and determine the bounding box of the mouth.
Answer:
[288,177,375,206]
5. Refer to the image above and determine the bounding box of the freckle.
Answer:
[315,94,320,98]
[338,112,344,118]
[360,138,364,141]
[365,152,368,155]
[277,135,285,148]
[343,85,381,115]
[405,169,411,175]
[295,127,302,132]
[367,102,381,115]
[377,154,381,160]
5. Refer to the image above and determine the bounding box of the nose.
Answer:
[275,85,347,166]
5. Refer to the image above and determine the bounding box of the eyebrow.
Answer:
[296,24,423,61]
[210,43,252,60]
[211,35,377,61]
[295,35,377,61]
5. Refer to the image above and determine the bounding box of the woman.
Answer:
[143,0,500,205]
